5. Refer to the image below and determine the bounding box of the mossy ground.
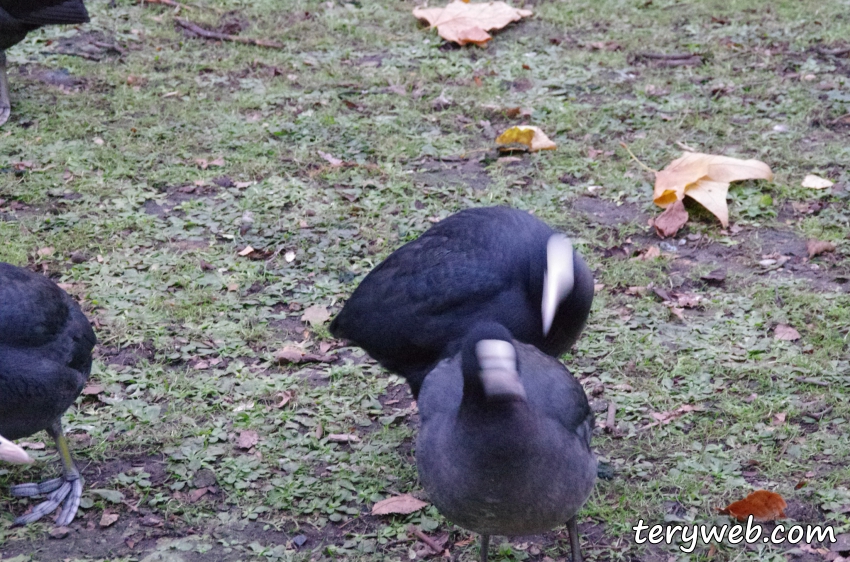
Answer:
[0,0,848,560]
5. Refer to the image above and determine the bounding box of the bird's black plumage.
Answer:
[330,206,594,397]
[0,0,89,125]
[0,262,96,525]
[416,322,596,562]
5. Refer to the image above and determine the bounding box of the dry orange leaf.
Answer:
[719,490,787,522]
[413,1,532,47]
[653,152,773,227]
[496,126,556,152]
[652,199,689,238]
[372,494,428,516]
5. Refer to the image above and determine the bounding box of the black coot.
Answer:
[0,0,90,125]
[330,206,594,397]
[416,322,596,562]
[0,262,96,525]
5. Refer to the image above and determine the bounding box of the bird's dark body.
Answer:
[416,338,596,537]
[0,0,90,51]
[330,206,594,397]
[0,262,95,441]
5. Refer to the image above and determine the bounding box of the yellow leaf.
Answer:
[413,1,533,47]
[801,174,833,189]
[496,126,556,152]
[652,152,772,227]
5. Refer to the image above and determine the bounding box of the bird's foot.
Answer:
[11,473,83,526]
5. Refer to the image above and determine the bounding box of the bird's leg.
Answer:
[567,516,583,562]
[0,51,10,127]
[10,420,83,526]
[479,534,490,562]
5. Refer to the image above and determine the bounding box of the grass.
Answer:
[1,0,849,560]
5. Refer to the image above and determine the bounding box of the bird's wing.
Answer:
[0,0,89,25]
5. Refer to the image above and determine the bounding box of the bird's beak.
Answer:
[542,234,575,336]
[0,435,33,464]
[476,340,526,401]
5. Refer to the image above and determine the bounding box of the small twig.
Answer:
[794,376,829,387]
[639,52,702,60]
[174,17,284,48]
[53,49,102,61]
[605,401,617,433]
[141,0,192,9]
[810,406,833,421]
[817,47,850,57]
[619,142,656,174]
[655,57,703,67]
[91,41,127,56]
[407,524,444,555]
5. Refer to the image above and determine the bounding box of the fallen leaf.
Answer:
[49,526,70,539]
[372,494,428,516]
[719,490,787,522]
[236,430,259,450]
[644,404,704,429]
[496,126,556,152]
[807,239,836,258]
[209,157,225,167]
[301,305,331,326]
[772,412,786,425]
[701,268,727,284]
[413,1,532,47]
[632,246,661,261]
[194,158,209,169]
[37,247,55,257]
[653,152,773,227]
[189,487,210,503]
[274,391,293,409]
[238,245,255,256]
[801,174,833,189]
[652,199,689,238]
[774,324,801,341]
[100,512,119,527]
[82,384,105,395]
[318,150,343,167]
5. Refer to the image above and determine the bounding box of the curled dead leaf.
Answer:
[372,494,428,516]
[719,490,787,522]
[653,152,773,227]
[801,174,833,189]
[652,199,689,238]
[496,126,556,152]
[413,1,532,47]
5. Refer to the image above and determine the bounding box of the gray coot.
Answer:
[0,262,96,525]
[330,206,594,398]
[0,0,90,126]
[416,322,596,562]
